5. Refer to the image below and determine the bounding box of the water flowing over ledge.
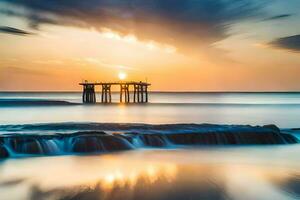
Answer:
[0,123,298,159]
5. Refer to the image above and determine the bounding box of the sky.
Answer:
[0,0,299,91]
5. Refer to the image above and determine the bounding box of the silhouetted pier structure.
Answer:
[79,81,150,104]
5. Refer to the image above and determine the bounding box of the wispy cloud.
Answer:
[0,26,34,36]
[0,8,59,30]
[2,0,267,53]
[269,34,300,53]
[263,14,292,21]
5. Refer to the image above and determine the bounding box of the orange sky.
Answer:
[0,1,300,91]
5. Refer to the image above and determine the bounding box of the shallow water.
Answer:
[1,92,300,128]
[1,146,300,200]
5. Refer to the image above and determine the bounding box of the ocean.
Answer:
[1,92,300,200]
[1,92,300,127]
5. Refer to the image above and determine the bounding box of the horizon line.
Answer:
[1,90,300,93]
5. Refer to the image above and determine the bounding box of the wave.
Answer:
[0,123,298,159]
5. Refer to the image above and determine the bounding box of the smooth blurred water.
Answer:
[1,92,300,200]
[1,147,300,200]
[1,92,300,128]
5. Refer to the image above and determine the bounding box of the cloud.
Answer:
[0,26,33,36]
[270,35,300,53]
[0,8,59,30]
[2,0,267,53]
[263,14,292,21]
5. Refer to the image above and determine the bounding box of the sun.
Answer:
[118,72,127,80]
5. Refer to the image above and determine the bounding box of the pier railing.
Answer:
[79,81,151,103]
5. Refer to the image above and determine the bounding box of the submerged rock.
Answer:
[0,123,298,159]
[165,131,297,145]
[100,135,133,151]
[263,124,281,132]
[71,134,133,153]
[9,138,44,154]
[142,134,168,147]
[22,140,43,154]
[0,144,9,158]
[122,126,298,146]
[72,136,104,153]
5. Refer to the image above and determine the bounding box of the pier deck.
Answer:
[79,81,150,103]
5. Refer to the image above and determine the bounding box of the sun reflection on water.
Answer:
[1,148,300,199]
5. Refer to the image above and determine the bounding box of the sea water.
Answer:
[1,92,300,128]
[1,147,300,200]
[1,92,300,200]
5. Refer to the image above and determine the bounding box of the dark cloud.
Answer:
[0,26,33,36]
[2,0,267,52]
[0,9,59,30]
[270,35,300,53]
[263,14,292,21]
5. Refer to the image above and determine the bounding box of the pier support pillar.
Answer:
[133,84,139,103]
[82,84,96,103]
[120,84,130,103]
[134,84,148,103]
[137,85,140,103]
[145,85,148,103]
[141,85,144,103]
[101,84,111,103]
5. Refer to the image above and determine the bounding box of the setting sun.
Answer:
[118,72,127,80]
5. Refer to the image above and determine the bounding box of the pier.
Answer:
[79,81,151,103]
